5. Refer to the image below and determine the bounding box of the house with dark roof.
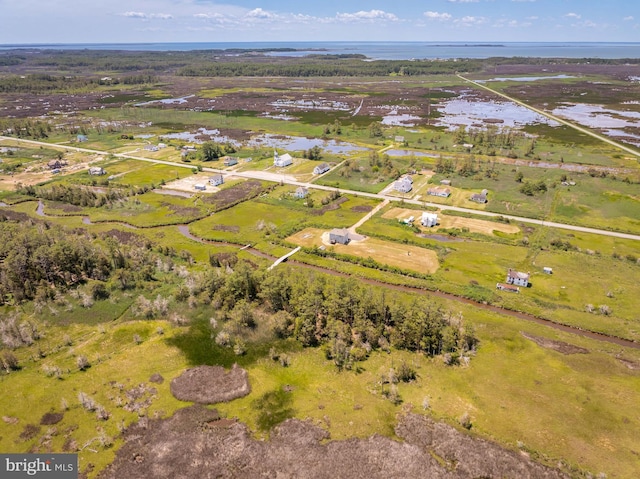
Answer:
[470,189,488,203]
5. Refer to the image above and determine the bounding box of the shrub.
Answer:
[459,412,472,430]
[396,362,417,382]
[76,355,90,371]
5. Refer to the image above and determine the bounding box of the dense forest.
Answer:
[2,48,637,80]
[0,217,477,365]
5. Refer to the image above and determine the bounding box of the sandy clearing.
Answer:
[287,227,439,274]
[382,207,520,235]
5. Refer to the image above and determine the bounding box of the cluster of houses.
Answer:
[144,143,167,152]
[496,269,530,293]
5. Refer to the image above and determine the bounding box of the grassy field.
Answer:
[3,276,637,478]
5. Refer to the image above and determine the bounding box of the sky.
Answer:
[0,0,638,44]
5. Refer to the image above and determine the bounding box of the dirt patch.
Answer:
[383,207,520,235]
[170,364,251,404]
[617,358,640,370]
[201,180,264,211]
[521,332,589,355]
[149,373,164,384]
[287,227,439,274]
[212,224,240,233]
[351,204,373,213]
[100,229,146,246]
[40,412,64,426]
[99,405,568,479]
[18,424,41,442]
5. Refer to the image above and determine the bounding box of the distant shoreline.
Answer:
[1,41,639,60]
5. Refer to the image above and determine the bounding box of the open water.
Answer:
[1,42,639,60]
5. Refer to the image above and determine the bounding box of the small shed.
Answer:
[329,228,350,245]
[194,184,207,191]
[88,167,106,176]
[543,267,553,275]
[440,179,452,186]
[223,157,238,166]
[496,283,519,293]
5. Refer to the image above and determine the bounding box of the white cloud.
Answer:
[424,11,452,21]
[123,11,145,18]
[336,10,399,22]
[122,11,172,20]
[623,16,634,21]
[564,13,582,20]
[447,0,479,3]
[246,8,276,20]
[455,16,487,26]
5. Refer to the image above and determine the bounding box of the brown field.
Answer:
[382,207,520,235]
[287,227,439,273]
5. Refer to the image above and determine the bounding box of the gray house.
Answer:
[329,228,350,245]
[470,189,488,203]
[313,163,330,175]
[209,174,224,186]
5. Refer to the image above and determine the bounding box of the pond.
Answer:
[551,103,640,147]
[248,134,369,155]
[135,95,195,106]
[478,74,576,83]
[160,128,241,146]
[434,93,559,130]
[385,149,440,158]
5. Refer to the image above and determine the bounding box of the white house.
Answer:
[294,187,308,199]
[274,151,293,167]
[88,167,106,176]
[421,212,438,227]
[209,175,224,186]
[506,269,529,287]
[313,163,330,175]
[427,187,451,198]
[394,176,413,193]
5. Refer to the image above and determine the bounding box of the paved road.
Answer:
[457,74,640,159]
[3,135,640,241]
